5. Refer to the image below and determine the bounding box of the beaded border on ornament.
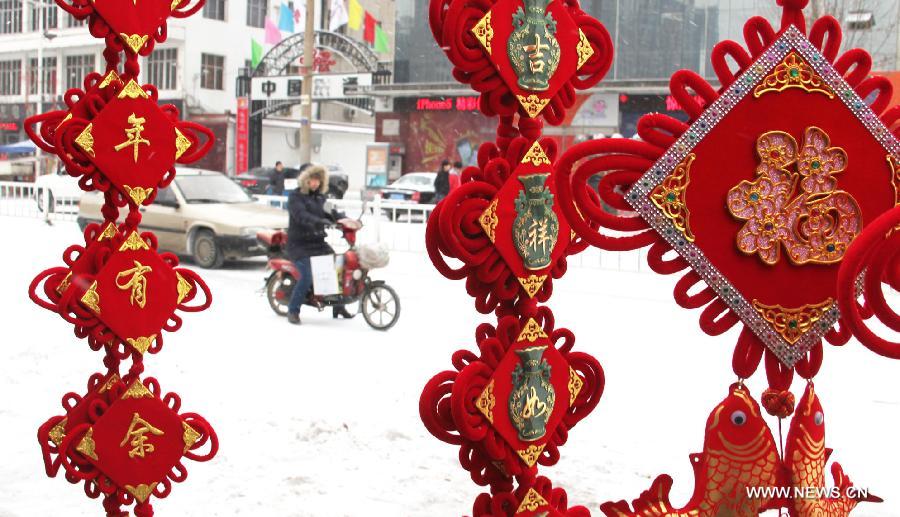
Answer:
[624,26,898,368]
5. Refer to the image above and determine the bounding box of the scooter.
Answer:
[257,219,400,331]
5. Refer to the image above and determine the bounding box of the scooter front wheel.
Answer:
[266,272,295,316]
[361,283,400,331]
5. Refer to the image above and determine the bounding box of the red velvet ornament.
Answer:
[427,136,595,312]
[429,0,612,124]
[555,7,900,392]
[55,0,205,57]
[29,222,211,357]
[601,383,784,516]
[473,476,590,516]
[55,376,217,511]
[782,382,882,515]
[55,79,213,207]
[420,309,603,481]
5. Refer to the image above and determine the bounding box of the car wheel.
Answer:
[192,230,224,269]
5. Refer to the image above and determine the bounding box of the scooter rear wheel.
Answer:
[266,272,294,316]
[361,283,400,330]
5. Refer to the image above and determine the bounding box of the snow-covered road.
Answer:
[1,215,899,516]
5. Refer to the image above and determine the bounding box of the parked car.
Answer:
[238,164,349,199]
[33,167,82,213]
[379,172,438,221]
[78,168,288,268]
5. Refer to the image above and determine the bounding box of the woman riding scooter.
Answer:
[286,164,356,325]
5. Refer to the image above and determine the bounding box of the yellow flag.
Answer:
[348,0,363,30]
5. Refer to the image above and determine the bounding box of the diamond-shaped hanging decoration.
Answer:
[479,141,571,298]
[623,27,898,367]
[89,0,177,54]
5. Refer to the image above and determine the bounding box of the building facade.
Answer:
[0,0,395,191]
[379,0,900,174]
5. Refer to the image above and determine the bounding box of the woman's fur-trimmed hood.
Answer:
[299,165,329,194]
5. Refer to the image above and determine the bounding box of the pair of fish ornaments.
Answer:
[601,383,880,516]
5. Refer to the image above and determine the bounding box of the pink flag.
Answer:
[265,17,282,45]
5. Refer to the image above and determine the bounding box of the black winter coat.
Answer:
[434,170,450,197]
[286,189,344,260]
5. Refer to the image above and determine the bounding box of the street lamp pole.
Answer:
[299,0,315,164]
[35,0,45,176]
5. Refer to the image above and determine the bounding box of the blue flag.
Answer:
[279,3,295,32]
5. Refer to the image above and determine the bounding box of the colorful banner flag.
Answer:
[265,17,282,44]
[329,0,349,31]
[348,0,363,30]
[279,2,294,32]
[374,24,389,53]
[363,11,375,44]
[251,38,264,68]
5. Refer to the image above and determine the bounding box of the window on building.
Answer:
[0,60,21,96]
[0,0,22,34]
[203,0,225,20]
[200,53,224,90]
[66,16,85,28]
[246,0,266,28]
[30,0,57,31]
[65,54,95,90]
[28,56,57,95]
[147,48,178,90]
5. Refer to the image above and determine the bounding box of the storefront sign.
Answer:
[235,97,249,175]
[415,96,479,112]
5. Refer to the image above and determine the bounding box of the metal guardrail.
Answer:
[0,182,647,272]
[0,181,79,222]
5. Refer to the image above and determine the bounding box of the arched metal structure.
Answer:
[245,30,392,169]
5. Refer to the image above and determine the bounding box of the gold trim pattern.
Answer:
[98,222,118,241]
[99,374,120,393]
[754,51,834,99]
[119,33,149,54]
[475,380,495,424]
[75,123,95,157]
[98,70,120,89]
[517,274,547,298]
[516,94,550,118]
[889,155,900,206]
[521,140,551,166]
[126,483,157,504]
[119,231,150,251]
[76,428,98,460]
[182,422,201,453]
[55,112,72,131]
[516,443,545,467]
[752,298,833,345]
[568,366,583,406]
[123,185,154,205]
[176,272,193,304]
[126,335,157,355]
[118,79,149,100]
[170,0,181,9]
[650,153,696,242]
[122,379,154,399]
[479,199,499,243]
[516,487,550,514]
[576,29,594,70]
[517,318,548,343]
[174,127,192,160]
[49,418,67,446]
[56,272,72,295]
[471,11,493,56]
[80,281,101,314]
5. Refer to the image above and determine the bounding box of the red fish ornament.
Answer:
[782,383,881,516]
[601,384,782,516]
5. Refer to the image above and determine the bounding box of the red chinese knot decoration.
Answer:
[26,1,217,515]
[422,0,612,513]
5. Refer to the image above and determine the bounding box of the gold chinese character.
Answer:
[526,219,552,255]
[521,386,549,419]
[114,113,151,162]
[120,412,165,459]
[523,34,550,74]
[116,260,153,309]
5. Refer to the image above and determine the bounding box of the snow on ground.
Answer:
[1,214,899,516]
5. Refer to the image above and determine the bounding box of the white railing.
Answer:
[0,181,79,222]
